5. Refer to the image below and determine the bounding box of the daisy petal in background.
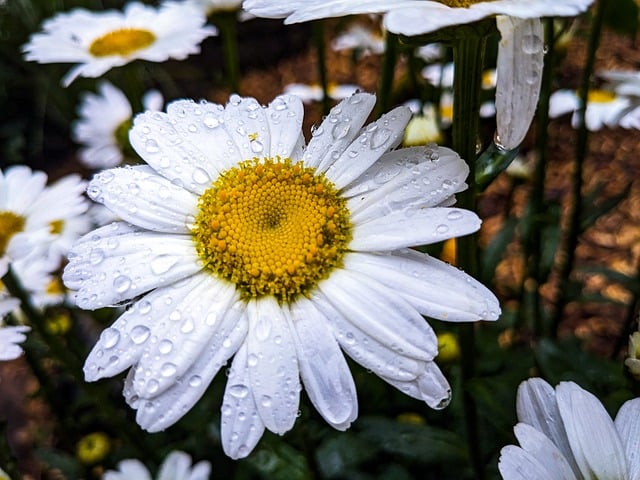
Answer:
[549,88,632,131]
[331,23,385,57]
[103,450,210,480]
[283,82,361,103]
[0,314,29,360]
[22,1,217,86]
[499,377,640,480]
[64,92,500,459]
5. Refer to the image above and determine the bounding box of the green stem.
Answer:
[377,32,398,116]
[216,11,240,93]
[550,0,608,334]
[452,32,485,480]
[519,18,556,337]
[312,20,330,115]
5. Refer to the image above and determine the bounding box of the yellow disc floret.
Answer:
[437,0,489,7]
[89,28,156,57]
[192,158,351,302]
[0,211,26,256]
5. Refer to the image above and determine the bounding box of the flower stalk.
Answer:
[216,11,241,93]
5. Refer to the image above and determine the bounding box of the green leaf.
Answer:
[316,432,379,478]
[580,182,632,232]
[246,440,311,480]
[481,216,518,285]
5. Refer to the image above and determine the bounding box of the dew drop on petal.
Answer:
[247,354,258,367]
[145,139,160,154]
[521,34,544,54]
[436,224,449,234]
[447,210,463,221]
[130,325,151,344]
[260,395,272,408]
[228,384,249,398]
[255,316,272,341]
[89,248,105,265]
[160,362,177,377]
[189,375,202,387]
[203,113,220,128]
[113,275,132,293]
[192,167,211,185]
[101,328,120,349]
[150,255,179,275]
[331,121,350,140]
[180,318,195,333]
[370,127,392,149]
[158,339,173,354]
[147,379,159,394]
[250,139,264,154]
[138,300,152,314]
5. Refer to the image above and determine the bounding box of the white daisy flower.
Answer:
[499,377,640,480]
[599,69,640,98]
[103,450,210,480]
[549,88,632,131]
[0,166,89,276]
[73,81,164,169]
[331,23,385,57]
[22,1,217,87]
[283,82,361,103]
[193,0,244,16]
[422,62,496,90]
[0,307,29,361]
[63,92,500,459]
[243,0,594,36]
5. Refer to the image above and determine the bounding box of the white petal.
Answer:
[288,297,358,429]
[319,268,437,360]
[246,297,300,435]
[129,301,249,432]
[104,459,152,480]
[324,105,412,190]
[157,451,193,480]
[516,378,581,477]
[265,95,305,159]
[129,101,239,194]
[350,207,481,251]
[556,381,629,480]
[615,398,640,480]
[303,93,376,169]
[221,342,266,459]
[383,361,451,410]
[498,445,561,480]
[132,275,239,397]
[345,250,500,321]
[513,423,577,480]
[64,231,201,309]
[222,95,272,159]
[311,290,424,381]
[87,166,197,233]
[345,145,468,223]
[495,17,544,150]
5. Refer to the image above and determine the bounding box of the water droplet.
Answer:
[447,210,463,221]
[250,139,264,154]
[374,165,401,184]
[436,224,449,234]
[255,316,271,341]
[192,167,211,185]
[138,300,152,314]
[247,354,258,367]
[101,328,120,349]
[189,375,202,387]
[180,318,195,333]
[169,310,181,321]
[149,255,178,276]
[331,121,350,140]
[89,248,105,265]
[311,125,324,136]
[130,325,151,344]
[345,332,356,345]
[260,395,272,407]
[441,179,453,190]
[522,34,544,54]
[203,113,220,128]
[145,139,160,153]
[147,379,159,394]
[228,384,249,398]
[158,339,173,354]
[113,275,132,293]
[160,362,177,377]
[370,127,392,149]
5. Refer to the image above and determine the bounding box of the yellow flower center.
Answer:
[89,28,156,57]
[587,89,617,103]
[76,432,111,465]
[0,211,26,256]
[49,219,64,234]
[192,158,351,302]
[437,0,488,7]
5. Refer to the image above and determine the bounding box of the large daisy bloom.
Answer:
[243,0,594,36]
[63,92,500,459]
[0,166,89,276]
[103,450,210,480]
[499,378,640,480]
[73,81,164,169]
[22,1,217,87]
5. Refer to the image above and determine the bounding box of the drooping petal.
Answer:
[87,165,198,233]
[498,445,561,480]
[615,397,640,480]
[132,274,239,397]
[64,231,202,309]
[556,381,629,480]
[246,297,300,435]
[383,361,451,410]
[346,250,500,321]
[513,423,577,480]
[221,341,266,459]
[318,268,437,361]
[288,297,358,429]
[265,95,305,159]
[304,93,377,169]
[350,207,481,251]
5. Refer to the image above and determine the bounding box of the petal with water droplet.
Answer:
[222,96,271,160]
[265,94,305,159]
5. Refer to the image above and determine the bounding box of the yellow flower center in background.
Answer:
[89,28,156,57]
[193,158,351,301]
[437,0,488,7]
[587,89,617,103]
[49,219,64,234]
[0,211,26,256]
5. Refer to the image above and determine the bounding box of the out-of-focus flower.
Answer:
[76,432,111,465]
[403,103,443,146]
[332,23,385,57]
[243,0,594,36]
[499,377,640,480]
[0,166,89,276]
[22,1,217,86]
[103,450,210,480]
[64,92,500,459]
[0,324,30,361]
[283,82,360,103]
[549,88,632,131]
[73,81,164,169]
[625,331,640,380]
[194,0,243,16]
[0,466,11,480]
[436,331,460,363]
[415,43,443,63]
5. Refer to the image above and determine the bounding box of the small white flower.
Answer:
[22,1,217,86]
[415,43,444,63]
[332,23,385,57]
[0,166,89,275]
[283,83,360,103]
[103,450,210,480]
[0,325,30,361]
[73,81,164,169]
[499,377,640,480]
[549,89,632,131]
[64,92,500,459]
[243,0,594,36]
